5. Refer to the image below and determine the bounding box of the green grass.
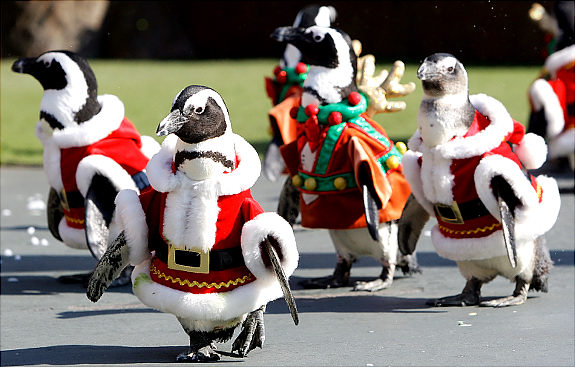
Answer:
[1,58,542,165]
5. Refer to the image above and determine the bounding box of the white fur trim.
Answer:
[114,189,151,265]
[549,128,575,158]
[544,45,575,77]
[474,155,560,240]
[131,260,284,325]
[147,133,261,196]
[57,219,87,249]
[431,225,508,261]
[514,133,548,170]
[402,150,434,215]
[529,79,565,137]
[435,94,514,159]
[240,212,298,280]
[139,135,161,159]
[49,95,125,148]
[76,155,138,197]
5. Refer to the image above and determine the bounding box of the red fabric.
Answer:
[142,189,263,294]
[549,64,575,130]
[59,117,149,228]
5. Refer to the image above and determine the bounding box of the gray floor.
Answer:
[1,166,573,367]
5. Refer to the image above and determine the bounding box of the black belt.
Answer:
[155,242,246,272]
[433,198,490,224]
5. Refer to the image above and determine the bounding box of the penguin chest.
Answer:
[163,187,219,253]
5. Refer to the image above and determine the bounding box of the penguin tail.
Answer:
[530,236,554,293]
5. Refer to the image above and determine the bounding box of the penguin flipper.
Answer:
[398,194,430,255]
[84,174,118,259]
[362,184,380,242]
[47,187,64,241]
[491,175,518,268]
[86,231,130,302]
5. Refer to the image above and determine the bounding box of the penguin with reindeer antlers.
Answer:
[399,53,560,307]
[87,85,299,362]
[12,50,160,285]
[271,25,420,292]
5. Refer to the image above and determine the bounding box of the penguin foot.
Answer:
[232,306,265,357]
[176,346,220,363]
[353,278,392,292]
[426,292,480,307]
[299,275,350,289]
[479,294,528,307]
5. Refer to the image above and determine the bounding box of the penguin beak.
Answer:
[271,26,305,44]
[11,57,37,75]
[417,62,439,81]
[156,110,186,137]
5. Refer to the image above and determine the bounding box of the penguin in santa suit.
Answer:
[271,25,419,292]
[87,85,299,362]
[12,50,160,284]
[400,53,560,307]
[528,1,575,172]
[264,4,337,183]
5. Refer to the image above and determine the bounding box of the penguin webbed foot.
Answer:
[353,263,395,292]
[232,306,266,357]
[176,345,220,363]
[299,257,352,289]
[427,278,482,307]
[480,277,529,307]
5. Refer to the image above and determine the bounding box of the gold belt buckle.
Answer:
[60,189,70,211]
[434,202,464,224]
[167,244,210,274]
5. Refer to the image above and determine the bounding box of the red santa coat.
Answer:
[403,94,560,261]
[113,134,299,324]
[35,94,159,249]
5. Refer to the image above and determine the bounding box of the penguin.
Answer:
[400,53,560,307]
[264,4,337,183]
[12,50,160,285]
[87,85,299,362]
[527,1,575,172]
[271,25,419,292]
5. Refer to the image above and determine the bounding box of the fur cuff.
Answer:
[474,155,560,239]
[115,189,151,265]
[240,212,298,280]
[76,155,138,197]
[514,133,548,170]
[58,220,87,249]
[139,135,161,159]
[529,79,565,137]
[402,150,434,215]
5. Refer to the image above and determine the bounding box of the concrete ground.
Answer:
[1,166,573,367]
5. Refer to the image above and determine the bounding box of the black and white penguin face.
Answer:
[417,53,468,97]
[12,50,101,128]
[281,5,338,68]
[272,25,353,69]
[157,85,231,144]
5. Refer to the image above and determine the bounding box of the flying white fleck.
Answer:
[3,248,14,257]
[2,209,12,216]
[27,226,36,235]
[30,236,40,246]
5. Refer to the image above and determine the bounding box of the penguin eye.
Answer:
[194,106,204,114]
[313,33,324,42]
[447,66,454,73]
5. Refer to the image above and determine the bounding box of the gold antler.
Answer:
[353,40,416,117]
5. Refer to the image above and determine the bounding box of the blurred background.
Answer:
[0,1,565,165]
[0,0,556,63]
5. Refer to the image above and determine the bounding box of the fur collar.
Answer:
[545,44,575,77]
[146,133,261,195]
[35,94,125,149]
[409,94,514,160]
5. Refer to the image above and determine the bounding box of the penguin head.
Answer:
[12,50,101,129]
[157,85,235,181]
[272,25,354,70]
[281,5,338,68]
[417,53,468,97]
